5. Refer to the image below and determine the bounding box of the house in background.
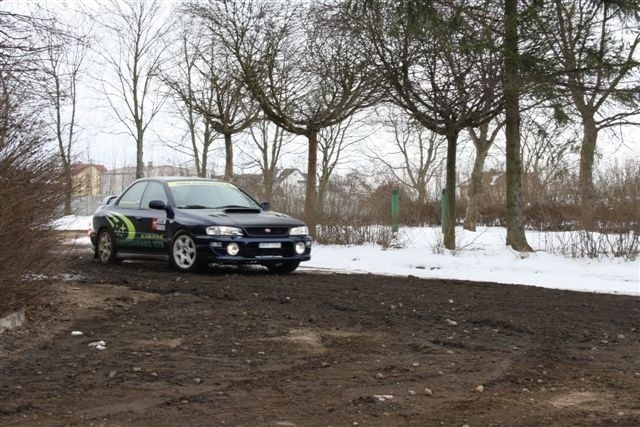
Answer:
[69,163,107,215]
[100,162,194,195]
[278,168,306,189]
[71,163,107,196]
[277,168,307,197]
[212,168,307,199]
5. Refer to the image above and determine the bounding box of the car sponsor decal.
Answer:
[105,212,136,241]
[138,233,163,240]
[151,218,166,231]
[167,181,234,188]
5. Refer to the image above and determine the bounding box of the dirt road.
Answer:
[1,248,639,426]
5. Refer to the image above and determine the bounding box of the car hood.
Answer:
[180,209,305,228]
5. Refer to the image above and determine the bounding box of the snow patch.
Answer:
[52,217,639,296]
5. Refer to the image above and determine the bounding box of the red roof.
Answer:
[71,163,108,175]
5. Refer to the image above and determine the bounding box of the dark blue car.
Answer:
[90,177,311,274]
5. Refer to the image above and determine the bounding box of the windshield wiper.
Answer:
[178,204,211,209]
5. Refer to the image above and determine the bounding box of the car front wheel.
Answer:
[266,261,300,274]
[170,231,204,273]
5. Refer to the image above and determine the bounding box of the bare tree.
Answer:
[190,0,380,235]
[373,111,446,210]
[520,113,574,187]
[193,42,258,181]
[533,0,640,230]
[39,13,90,214]
[352,0,503,249]
[94,0,170,179]
[162,23,216,177]
[0,9,54,108]
[316,116,371,218]
[243,118,290,201]
[164,11,258,180]
[463,118,503,231]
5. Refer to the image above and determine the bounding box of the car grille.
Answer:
[244,227,289,237]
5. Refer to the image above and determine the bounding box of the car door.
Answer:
[110,181,148,250]
[138,181,170,252]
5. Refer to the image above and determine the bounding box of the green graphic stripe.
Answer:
[106,212,136,241]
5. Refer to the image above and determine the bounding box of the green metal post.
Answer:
[441,189,447,233]
[391,189,400,233]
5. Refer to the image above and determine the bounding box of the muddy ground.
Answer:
[1,243,639,427]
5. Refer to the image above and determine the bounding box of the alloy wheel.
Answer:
[173,235,196,268]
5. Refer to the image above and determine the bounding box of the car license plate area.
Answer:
[259,242,281,249]
[243,243,291,258]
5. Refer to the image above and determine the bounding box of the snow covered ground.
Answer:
[55,215,639,297]
[52,215,93,232]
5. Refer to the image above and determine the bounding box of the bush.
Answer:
[0,95,64,281]
[244,158,637,260]
[315,224,396,247]
[538,230,638,261]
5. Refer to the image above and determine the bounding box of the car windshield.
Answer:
[168,181,260,210]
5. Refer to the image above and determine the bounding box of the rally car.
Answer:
[90,177,311,274]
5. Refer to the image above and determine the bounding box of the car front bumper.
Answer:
[193,235,312,265]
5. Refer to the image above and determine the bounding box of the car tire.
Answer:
[266,261,300,274]
[96,228,119,264]
[170,231,205,273]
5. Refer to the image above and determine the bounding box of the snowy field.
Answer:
[54,215,640,297]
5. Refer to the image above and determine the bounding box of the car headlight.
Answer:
[289,226,308,236]
[206,226,243,236]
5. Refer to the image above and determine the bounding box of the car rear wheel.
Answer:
[97,228,119,264]
[170,231,204,273]
[266,261,300,274]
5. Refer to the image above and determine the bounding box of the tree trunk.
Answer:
[504,0,532,252]
[63,165,73,215]
[579,114,597,231]
[417,186,427,207]
[263,168,274,201]
[190,111,201,177]
[305,131,319,237]
[316,178,328,221]
[463,146,489,232]
[224,133,233,181]
[201,147,209,178]
[135,125,144,179]
[201,124,213,178]
[444,130,457,250]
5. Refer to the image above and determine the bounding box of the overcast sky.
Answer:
[2,0,638,177]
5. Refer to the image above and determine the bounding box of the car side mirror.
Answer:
[149,200,166,210]
[149,199,174,219]
[260,201,271,211]
[102,195,117,205]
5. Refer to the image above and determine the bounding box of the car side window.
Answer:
[140,181,168,209]
[117,181,148,209]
